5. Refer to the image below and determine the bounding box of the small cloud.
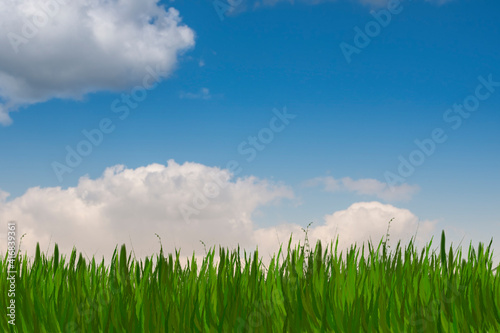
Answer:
[303,176,419,202]
[179,87,212,100]
[199,60,205,67]
[302,176,341,192]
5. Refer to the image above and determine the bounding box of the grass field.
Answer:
[1,231,499,332]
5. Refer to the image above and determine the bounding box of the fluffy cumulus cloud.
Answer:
[2,162,491,268]
[0,159,440,269]
[254,201,437,265]
[0,160,293,263]
[0,0,195,125]
[303,176,420,202]
[312,201,435,249]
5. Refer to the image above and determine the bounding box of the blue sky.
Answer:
[0,0,498,264]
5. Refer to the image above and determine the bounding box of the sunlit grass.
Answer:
[1,230,499,332]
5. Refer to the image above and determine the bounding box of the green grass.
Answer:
[1,230,499,332]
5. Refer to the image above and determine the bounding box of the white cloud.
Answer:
[303,176,420,202]
[0,0,195,125]
[179,87,212,100]
[0,160,293,264]
[2,167,493,269]
[253,201,436,266]
[0,159,438,270]
[303,176,341,192]
[6,163,489,268]
[313,201,435,249]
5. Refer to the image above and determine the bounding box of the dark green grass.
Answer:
[1,231,499,332]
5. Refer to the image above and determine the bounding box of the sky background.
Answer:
[0,0,498,266]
